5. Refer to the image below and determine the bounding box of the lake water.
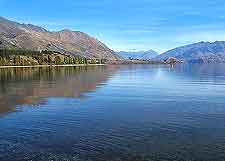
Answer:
[1,64,225,161]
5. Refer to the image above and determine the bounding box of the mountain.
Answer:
[117,50,159,60]
[0,16,120,60]
[156,41,225,63]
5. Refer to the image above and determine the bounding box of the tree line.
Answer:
[0,48,106,66]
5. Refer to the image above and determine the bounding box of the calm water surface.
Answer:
[1,64,225,161]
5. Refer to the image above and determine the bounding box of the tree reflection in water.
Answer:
[0,66,118,115]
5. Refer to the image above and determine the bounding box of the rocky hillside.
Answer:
[156,41,225,63]
[117,50,158,60]
[0,17,120,60]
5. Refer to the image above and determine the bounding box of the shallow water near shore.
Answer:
[1,64,225,161]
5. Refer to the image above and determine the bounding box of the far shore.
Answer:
[0,64,106,68]
[0,60,183,68]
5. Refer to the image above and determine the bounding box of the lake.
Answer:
[1,64,225,161]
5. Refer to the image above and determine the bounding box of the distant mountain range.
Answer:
[2,17,225,63]
[119,42,225,63]
[156,41,225,63]
[0,17,120,60]
[117,50,159,60]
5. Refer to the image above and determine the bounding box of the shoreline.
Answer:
[0,64,106,68]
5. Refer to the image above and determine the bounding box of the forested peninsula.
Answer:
[0,49,106,66]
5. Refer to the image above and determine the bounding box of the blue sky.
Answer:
[1,0,225,53]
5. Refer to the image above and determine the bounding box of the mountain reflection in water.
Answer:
[0,66,117,115]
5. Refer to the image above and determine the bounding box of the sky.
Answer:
[1,0,225,53]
